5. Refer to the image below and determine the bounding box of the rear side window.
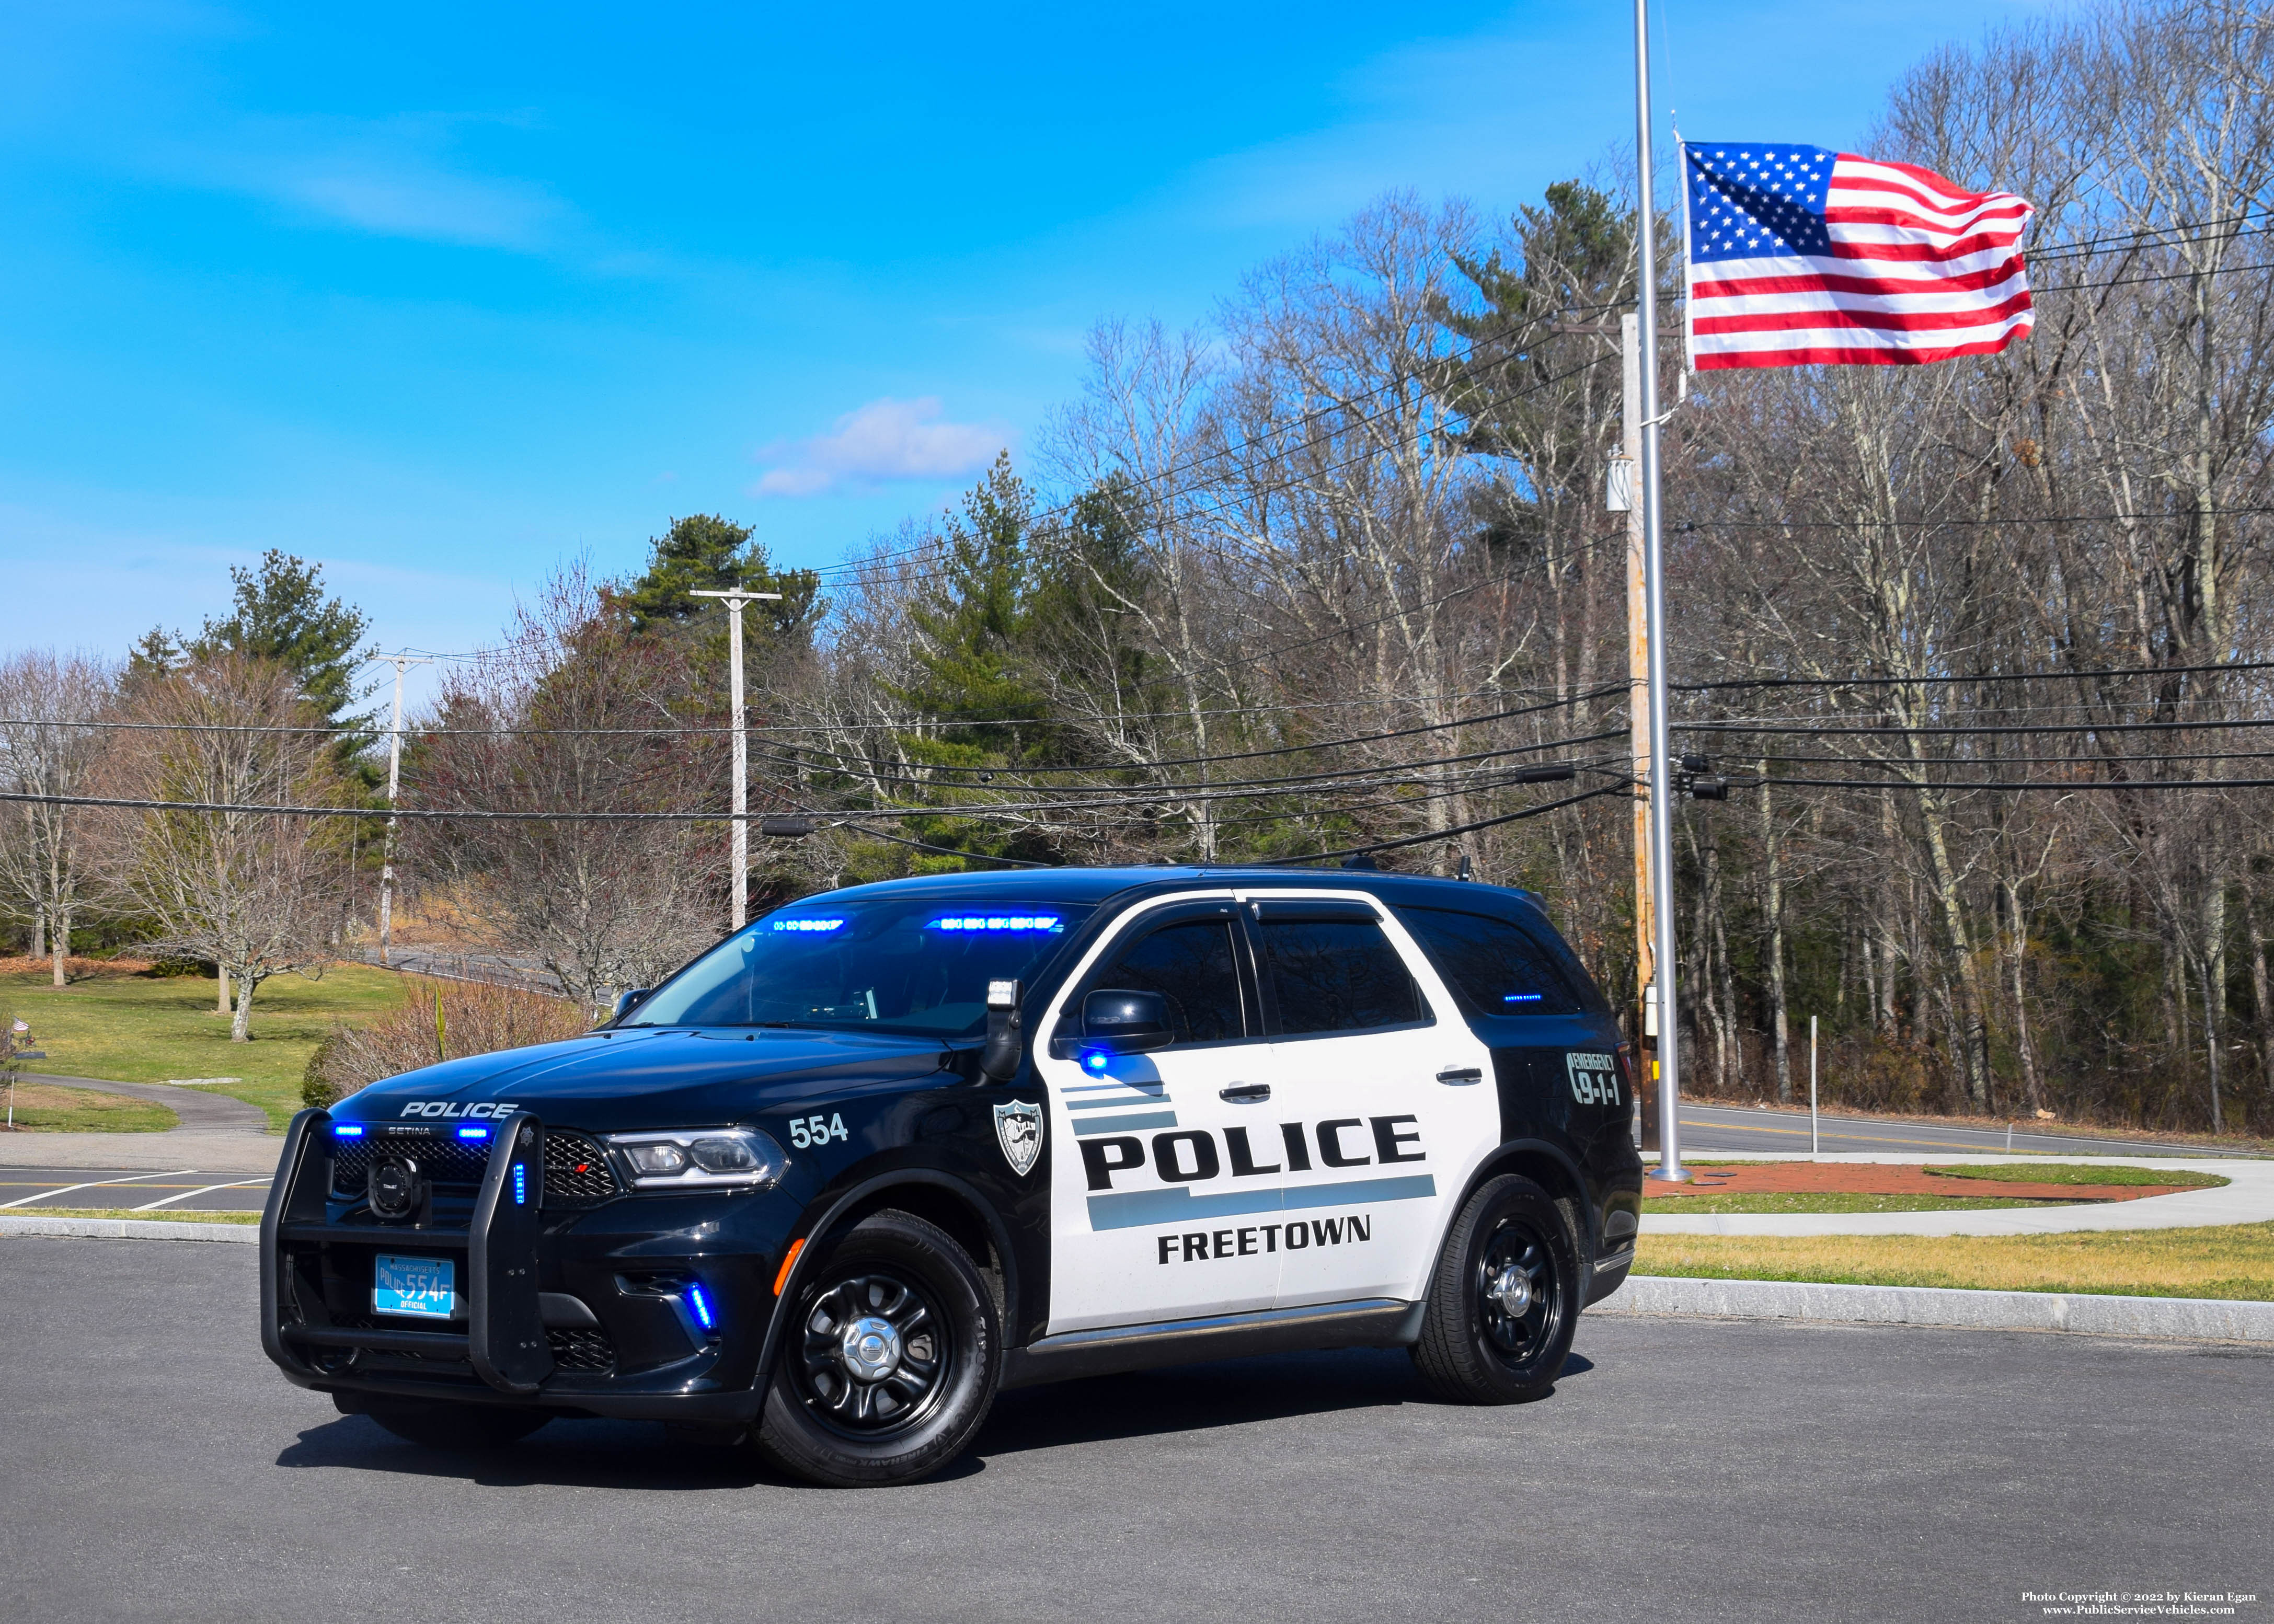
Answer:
[1394,907,1586,1017]
[1257,918,1423,1036]
[1095,919,1246,1045]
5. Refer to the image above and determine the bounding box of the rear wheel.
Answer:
[1411,1174,1579,1404]
[359,1398,549,1450]
[754,1208,1001,1488]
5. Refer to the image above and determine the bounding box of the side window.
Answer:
[1256,918,1423,1036]
[1392,907,1585,1017]
[1095,919,1246,1045]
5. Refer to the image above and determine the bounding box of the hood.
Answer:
[336,1027,956,1133]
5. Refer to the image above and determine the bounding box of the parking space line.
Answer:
[0,1170,199,1208]
[132,1179,270,1212]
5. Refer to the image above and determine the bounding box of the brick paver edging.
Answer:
[1597,1273,2274,1341]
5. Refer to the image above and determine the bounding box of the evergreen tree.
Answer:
[618,514,820,642]
[188,550,375,729]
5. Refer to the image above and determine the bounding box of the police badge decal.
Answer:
[992,1099,1043,1177]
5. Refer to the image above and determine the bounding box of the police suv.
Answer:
[260,867,1640,1486]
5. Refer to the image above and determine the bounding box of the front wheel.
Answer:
[1410,1174,1580,1404]
[754,1209,1001,1488]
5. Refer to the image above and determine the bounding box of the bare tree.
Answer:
[0,652,112,986]
[94,656,356,1041]
[403,565,729,1011]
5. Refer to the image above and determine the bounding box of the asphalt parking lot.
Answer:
[0,1168,271,1212]
[2,1238,2265,1623]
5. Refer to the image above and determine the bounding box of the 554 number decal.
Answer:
[1566,1051,1620,1107]
[787,1113,848,1149]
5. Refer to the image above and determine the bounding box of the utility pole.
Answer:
[692,588,783,931]
[1618,311,1658,1148]
[1634,0,1689,1182]
[375,653,432,966]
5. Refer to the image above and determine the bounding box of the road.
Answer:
[0,1166,269,1212]
[1,1238,2262,1623]
[1674,1100,2265,1159]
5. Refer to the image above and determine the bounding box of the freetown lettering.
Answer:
[1156,1214,1373,1263]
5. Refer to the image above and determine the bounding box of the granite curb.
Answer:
[1595,1273,2274,1341]
[0,1214,258,1242]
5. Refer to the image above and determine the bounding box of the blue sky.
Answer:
[1,0,2027,706]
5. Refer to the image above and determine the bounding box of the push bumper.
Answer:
[258,1109,789,1421]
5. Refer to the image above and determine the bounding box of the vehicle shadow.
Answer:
[273,1347,1595,1490]
[275,1414,791,1492]
[973,1344,1595,1460]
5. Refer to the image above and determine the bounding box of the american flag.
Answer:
[1683,142,2033,370]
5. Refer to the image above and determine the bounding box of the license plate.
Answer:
[373,1253,459,1320]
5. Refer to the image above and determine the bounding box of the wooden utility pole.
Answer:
[376,653,433,966]
[692,588,783,932]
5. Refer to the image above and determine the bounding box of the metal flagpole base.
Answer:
[1645,1165,1692,1183]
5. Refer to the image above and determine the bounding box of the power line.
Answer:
[1677,504,2274,533]
[1258,781,1629,866]
[1674,658,2274,692]
[1745,774,2274,793]
[1679,717,2274,738]
[807,343,1617,582]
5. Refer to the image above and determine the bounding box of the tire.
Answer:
[753,1208,1002,1488]
[360,1398,549,1450]
[1410,1174,1580,1404]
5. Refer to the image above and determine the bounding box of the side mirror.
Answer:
[612,988,652,1023]
[1081,989,1174,1054]
[981,979,1024,1082]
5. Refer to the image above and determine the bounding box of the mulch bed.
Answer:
[1650,1164,2192,1203]
[0,956,157,978]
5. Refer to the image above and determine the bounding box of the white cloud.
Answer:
[752,397,1008,498]
[265,159,562,250]
[152,113,569,251]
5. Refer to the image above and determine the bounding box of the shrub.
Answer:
[314,977,592,1101]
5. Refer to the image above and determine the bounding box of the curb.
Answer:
[1594,1273,2274,1341]
[0,1215,258,1243]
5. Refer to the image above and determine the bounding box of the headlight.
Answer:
[602,1127,786,1192]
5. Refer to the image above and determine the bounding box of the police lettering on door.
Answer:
[1079,1115,1427,1195]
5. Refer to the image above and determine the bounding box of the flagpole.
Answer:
[1633,0,1689,1183]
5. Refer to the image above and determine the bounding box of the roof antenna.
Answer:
[1457,853,1475,882]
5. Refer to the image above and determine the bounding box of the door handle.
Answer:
[1219,1083,1271,1103]
[1436,1067,1485,1086]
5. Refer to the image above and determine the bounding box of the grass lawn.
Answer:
[0,1078,178,1132]
[2,1207,256,1225]
[1927,1162,2229,1188]
[0,965,416,1132]
[1635,1220,2274,1300]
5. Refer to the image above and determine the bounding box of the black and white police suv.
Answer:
[260,867,1641,1486]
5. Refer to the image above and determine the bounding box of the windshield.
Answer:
[623,899,1095,1037]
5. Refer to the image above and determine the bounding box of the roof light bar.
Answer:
[930,914,1062,933]
[770,917,846,934]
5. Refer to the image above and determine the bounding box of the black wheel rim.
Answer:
[793,1268,950,1438]
[1475,1217,1564,1368]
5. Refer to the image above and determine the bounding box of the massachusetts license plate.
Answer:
[373,1253,459,1320]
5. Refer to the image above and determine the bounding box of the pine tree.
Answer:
[618,514,820,641]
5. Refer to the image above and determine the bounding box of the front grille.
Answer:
[328,1127,618,1204]
[544,1132,617,1203]
[547,1327,616,1372]
[330,1132,489,1195]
